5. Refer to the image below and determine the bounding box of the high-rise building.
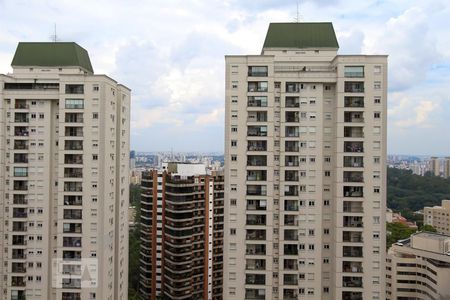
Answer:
[224,23,387,300]
[386,232,450,300]
[424,200,450,235]
[444,157,450,178]
[0,42,130,300]
[430,156,440,176]
[139,162,224,300]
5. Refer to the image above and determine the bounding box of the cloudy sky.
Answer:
[0,0,449,155]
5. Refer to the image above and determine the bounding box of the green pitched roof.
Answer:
[11,42,93,73]
[263,22,339,49]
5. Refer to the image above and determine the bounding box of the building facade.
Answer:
[0,42,130,300]
[224,23,387,300]
[424,200,450,235]
[139,163,224,300]
[386,232,450,300]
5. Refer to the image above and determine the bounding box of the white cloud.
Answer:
[195,108,224,125]
[394,100,438,128]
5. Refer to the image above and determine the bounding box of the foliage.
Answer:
[420,224,437,232]
[128,184,141,299]
[386,222,416,249]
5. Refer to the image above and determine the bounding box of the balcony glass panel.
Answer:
[246,259,266,270]
[343,171,364,183]
[285,156,299,166]
[65,84,84,94]
[65,99,84,109]
[343,186,363,197]
[344,66,364,78]
[344,82,364,93]
[248,81,268,92]
[285,96,300,107]
[344,112,364,123]
[247,185,267,196]
[247,111,267,122]
[247,170,267,181]
[248,126,267,137]
[248,96,267,107]
[344,156,364,168]
[344,142,363,153]
[248,66,268,77]
[245,274,265,285]
[246,214,266,225]
[283,244,298,255]
[246,244,266,255]
[246,200,267,211]
[284,229,298,241]
[246,229,266,241]
[344,97,364,107]
[285,111,299,122]
[247,140,267,151]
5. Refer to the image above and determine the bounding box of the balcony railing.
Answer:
[343,246,363,258]
[344,97,364,107]
[245,274,265,285]
[343,216,363,228]
[344,142,363,153]
[345,82,364,93]
[246,230,266,241]
[343,262,363,273]
[246,245,266,255]
[343,277,363,288]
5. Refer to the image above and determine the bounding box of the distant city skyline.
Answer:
[1,0,450,153]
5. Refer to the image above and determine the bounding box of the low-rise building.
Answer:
[386,232,450,300]
[424,200,450,235]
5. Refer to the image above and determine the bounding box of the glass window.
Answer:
[65,99,84,109]
[344,66,364,77]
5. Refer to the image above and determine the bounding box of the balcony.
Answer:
[64,168,83,178]
[246,259,266,270]
[14,113,29,123]
[65,84,84,94]
[12,236,26,246]
[11,276,26,287]
[284,244,298,255]
[64,182,83,192]
[343,261,363,273]
[246,214,266,226]
[63,209,82,220]
[343,216,363,228]
[12,263,26,273]
[13,153,28,163]
[344,112,364,123]
[344,126,364,138]
[285,156,299,166]
[285,170,298,182]
[65,113,84,123]
[343,276,363,288]
[284,215,297,226]
[12,249,26,259]
[13,195,27,205]
[248,126,267,137]
[245,274,265,285]
[5,82,59,91]
[13,167,28,177]
[65,154,83,164]
[285,96,300,107]
[285,111,299,122]
[62,278,81,289]
[343,246,363,258]
[284,200,298,211]
[283,289,298,300]
[343,202,363,213]
[247,140,267,151]
[13,181,28,191]
[283,259,298,270]
[64,195,83,206]
[344,156,363,168]
[63,264,82,275]
[247,111,267,122]
[343,231,363,243]
[284,229,298,241]
[285,126,299,137]
[14,140,28,150]
[248,96,267,107]
[62,293,81,300]
[65,127,83,137]
[247,185,266,196]
[248,66,268,77]
[344,97,364,108]
[63,223,82,233]
[344,142,363,153]
[245,289,265,300]
[286,82,302,93]
[63,251,82,261]
[344,66,364,78]
[246,229,266,241]
[12,222,27,232]
[246,244,266,255]
[247,200,267,211]
[344,186,363,198]
[247,170,267,181]
[342,292,362,300]
[283,274,298,285]
[14,100,28,109]
[285,141,299,152]
[284,185,298,196]
[63,237,82,247]
[248,81,268,92]
[14,127,29,137]
[247,155,267,166]
[343,171,364,183]
[345,82,364,93]
[64,140,83,150]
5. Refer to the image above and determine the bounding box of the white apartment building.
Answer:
[0,42,130,300]
[224,23,387,300]
[386,232,450,300]
[424,200,450,235]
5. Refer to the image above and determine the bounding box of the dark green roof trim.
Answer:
[263,22,339,49]
[11,42,93,73]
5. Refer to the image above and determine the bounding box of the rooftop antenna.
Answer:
[294,0,301,23]
[50,23,59,42]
